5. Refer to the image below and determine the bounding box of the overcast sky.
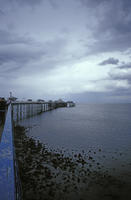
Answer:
[0,0,131,102]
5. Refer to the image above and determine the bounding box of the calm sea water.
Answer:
[18,104,131,175]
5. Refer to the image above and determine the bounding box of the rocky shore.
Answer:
[14,125,131,200]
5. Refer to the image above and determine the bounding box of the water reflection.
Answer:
[0,111,6,141]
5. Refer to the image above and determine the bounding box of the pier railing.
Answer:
[0,105,15,199]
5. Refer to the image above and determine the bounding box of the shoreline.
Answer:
[14,125,131,200]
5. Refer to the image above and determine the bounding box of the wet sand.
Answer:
[14,125,131,200]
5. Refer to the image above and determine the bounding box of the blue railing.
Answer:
[0,105,16,199]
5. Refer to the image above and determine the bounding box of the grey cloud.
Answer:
[118,62,131,69]
[0,9,4,15]
[0,27,68,67]
[81,0,131,54]
[108,62,131,83]
[109,71,131,82]
[97,5,131,38]
[0,29,45,65]
[99,57,119,66]
[0,0,56,10]
[16,0,43,6]
[80,0,108,8]
[0,0,43,7]
[108,65,131,85]
[0,27,69,78]
[88,29,130,55]
[0,29,32,45]
[86,32,131,55]
[0,44,45,65]
[16,0,58,7]
[104,1,131,35]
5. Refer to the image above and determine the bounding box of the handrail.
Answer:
[0,105,15,199]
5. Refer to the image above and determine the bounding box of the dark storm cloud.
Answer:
[0,27,68,77]
[0,24,69,69]
[0,45,44,65]
[95,1,131,36]
[99,58,119,66]
[0,29,45,65]
[80,0,131,54]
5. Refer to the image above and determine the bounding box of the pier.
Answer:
[0,100,75,200]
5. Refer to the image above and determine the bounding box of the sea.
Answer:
[17,103,131,178]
